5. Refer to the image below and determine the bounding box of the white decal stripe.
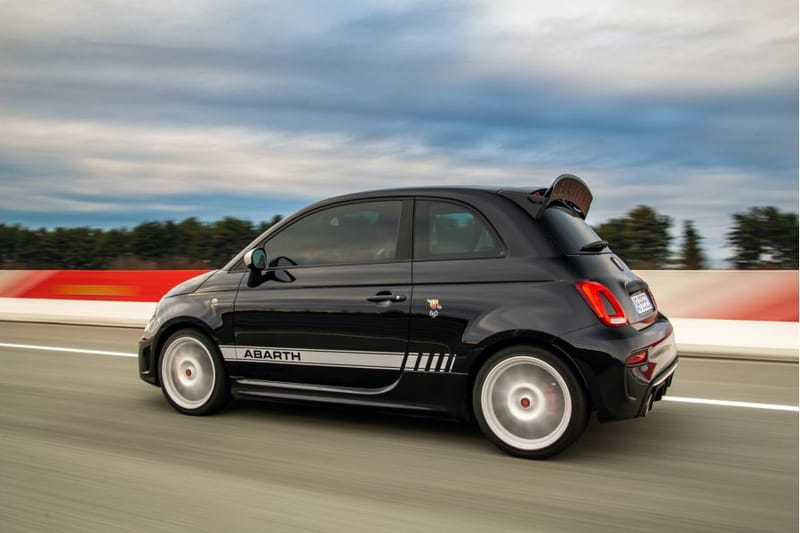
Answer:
[219,346,237,360]
[419,354,430,371]
[403,353,454,373]
[221,345,406,370]
[220,346,462,373]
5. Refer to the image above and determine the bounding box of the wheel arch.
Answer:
[465,331,593,420]
[151,317,220,386]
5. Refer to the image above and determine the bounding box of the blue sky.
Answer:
[0,0,797,265]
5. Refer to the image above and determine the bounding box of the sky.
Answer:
[0,0,797,266]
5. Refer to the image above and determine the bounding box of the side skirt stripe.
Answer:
[221,346,457,373]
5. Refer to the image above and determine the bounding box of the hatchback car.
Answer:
[139,174,678,458]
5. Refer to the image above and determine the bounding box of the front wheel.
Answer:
[473,346,588,458]
[158,329,230,415]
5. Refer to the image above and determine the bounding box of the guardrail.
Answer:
[0,269,796,362]
[637,270,797,361]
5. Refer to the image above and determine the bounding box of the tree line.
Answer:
[0,206,796,270]
[0,216,282,269]
[595,205,797,269]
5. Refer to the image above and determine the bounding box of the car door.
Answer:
[230,198,412,390]
[407,197,508,373]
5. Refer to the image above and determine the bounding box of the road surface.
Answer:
[1,322,797,532]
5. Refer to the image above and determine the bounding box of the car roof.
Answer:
[313,185,543,205]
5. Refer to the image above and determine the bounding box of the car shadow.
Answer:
[140,390,679,461]
[226,397,480,438]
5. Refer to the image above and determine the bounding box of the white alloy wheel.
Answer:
[474,347,588,458]
[159,331,227,413]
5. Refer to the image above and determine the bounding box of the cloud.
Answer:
[470,0,797,93]
[1,115,793,264]
[0,0,797,265]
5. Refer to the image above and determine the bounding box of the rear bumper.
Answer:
[559,313,679,422]
[637,359,677,417]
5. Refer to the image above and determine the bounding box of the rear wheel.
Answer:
[158,329,229,415]
[473,345,588,458]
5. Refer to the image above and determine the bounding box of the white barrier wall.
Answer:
[635,270,798,361]
[0,298,156,328]
[0,270,797,362]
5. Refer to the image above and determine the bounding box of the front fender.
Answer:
[145,271,243,369]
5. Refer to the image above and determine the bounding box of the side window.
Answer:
[414,200,503,260]
[264,201,403,267]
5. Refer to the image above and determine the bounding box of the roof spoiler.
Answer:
[499,174,593,220]
[531,174,593,219]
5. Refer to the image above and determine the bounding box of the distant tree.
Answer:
[1,214,291,269]
[174,217,205,261]
[679,220,706,270]
[97,228,131,267]
[257,214,283,235]
[54,227,99,268]
[595,205,673,269]
[131,221,171,262]
[727,207,798,269]
[207,217,258,267]
[0,224,21,267]
[27,228,57,267]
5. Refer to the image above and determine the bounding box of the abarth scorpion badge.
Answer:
[427,299,442,318]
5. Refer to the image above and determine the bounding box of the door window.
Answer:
[414,200,503,260]
[264,201,403,267]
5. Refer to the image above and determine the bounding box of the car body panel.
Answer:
[230,262,412,389]
[140,177,678,426]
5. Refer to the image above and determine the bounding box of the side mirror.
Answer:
[243,248,267,271]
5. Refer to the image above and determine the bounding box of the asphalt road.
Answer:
[1,322,797,532]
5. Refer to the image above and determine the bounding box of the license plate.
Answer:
[631,291,654,314]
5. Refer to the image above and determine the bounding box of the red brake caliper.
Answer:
[545,385,559,414]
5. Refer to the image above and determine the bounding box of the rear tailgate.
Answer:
[570,253,658,328]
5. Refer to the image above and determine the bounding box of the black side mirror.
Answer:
[243,248,267,271]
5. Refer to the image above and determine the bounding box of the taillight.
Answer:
[576,281,629,327]
[626,350,648,365]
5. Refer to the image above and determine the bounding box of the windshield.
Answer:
[541,206,607,254]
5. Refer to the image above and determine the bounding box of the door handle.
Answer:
[367,292,407,303]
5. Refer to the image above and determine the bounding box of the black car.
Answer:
[139,174,678,458]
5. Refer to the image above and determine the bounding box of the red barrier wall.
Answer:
[0,270,209,302]
[0,269,797,321]
[639,270,798,322]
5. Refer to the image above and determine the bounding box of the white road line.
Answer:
[663,396,798,412]
[1,342,799,412]
[0,342,137,358]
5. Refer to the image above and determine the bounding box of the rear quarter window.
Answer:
[414,200,503,260]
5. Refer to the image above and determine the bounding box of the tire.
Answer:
[158,329,230,415]
[473,345,588,459]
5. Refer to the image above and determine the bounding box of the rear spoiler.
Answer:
[497,174,593,220]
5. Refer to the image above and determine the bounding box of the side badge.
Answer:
[427,299,443,318]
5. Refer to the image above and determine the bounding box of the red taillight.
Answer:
[626,350,648,365]
[576,280,629,327]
